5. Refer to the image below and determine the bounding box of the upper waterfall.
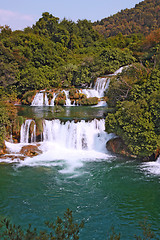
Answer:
[30,66,126,107]
[31,92,49,106]
[31,76,111,107]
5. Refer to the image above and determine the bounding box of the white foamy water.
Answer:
[3,119,114,173]
[31,92,49,106]
[63,90,75,106]
[141,156,160,176]
[42,119,111,151]
[20,119,36,143]
[30,75,111,106]
[50,92,57,106]
[30,66,128,107]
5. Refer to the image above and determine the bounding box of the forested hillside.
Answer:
[93,0,160,37]
[0,3,160,158]
[0,12,135,96]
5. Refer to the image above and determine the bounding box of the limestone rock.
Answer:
[20,145,42,157]
[106,137,135,158]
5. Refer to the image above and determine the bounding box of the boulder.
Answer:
[20,145,42,157]
[106,137,135,158]
[107,137,160,161]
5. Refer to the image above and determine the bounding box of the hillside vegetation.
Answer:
[93,0,160,37]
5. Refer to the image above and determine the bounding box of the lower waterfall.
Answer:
[20,118,113,151]
[5,118,115,170]
[42,119,111,151]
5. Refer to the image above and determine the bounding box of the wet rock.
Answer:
[106,137,135,158]
[0,146,6,155]
[20,145,42,157]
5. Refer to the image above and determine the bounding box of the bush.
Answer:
[0,209,84,240]
[54,91,66,105]
[21,91,36,105]
[80,97,99,106]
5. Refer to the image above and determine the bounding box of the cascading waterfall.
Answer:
[20,119,36,143]
[93,77,109,98]
[63,90,75,106]
[31,123,36,143]
[31,92,49,106]
[42,118,111,151]
[19,118,112,152]
[30,76,111,106]
[29,66,128,107]
[10,118,115,170]
[50,92,57,106]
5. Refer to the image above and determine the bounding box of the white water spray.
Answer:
[4,119,114,171]
[31,92,49,106]
[42,118,111,151]
[20,119,36,143]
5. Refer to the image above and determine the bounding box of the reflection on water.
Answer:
[17,105,110,120]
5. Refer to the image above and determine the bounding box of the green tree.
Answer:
[0,209,84,240]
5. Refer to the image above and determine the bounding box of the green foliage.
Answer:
[80,97,99,106]
[105,65,160,158]
[106,100,158,157]
[0,103,9,148]
[19,66,52,92]
[99,47,135,74]
[54,91,66,106]
[35,118,43,134]
[134,218,155,240]
[106,63,149,107]
[0,212,157,240]
[0,4,159,159]
[0,209,84,240]
[0,92,18,148]
[0,10,138,93]
[94,0,160,37]
[106,218,156,240]
[107,227,121,240]
[21,90,36,105]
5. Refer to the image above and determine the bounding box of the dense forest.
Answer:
[0,0,160,159]
[93,0,160,37]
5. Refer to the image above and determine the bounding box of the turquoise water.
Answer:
[0,158,160,239]
[16,105,111,120]
[0,106,160,239]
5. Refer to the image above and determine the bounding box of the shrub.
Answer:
[21,91,36,105]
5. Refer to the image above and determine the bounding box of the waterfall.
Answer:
[94,77,109,98]
[19,119,113,152]
[20,120,36,143]
[9,118,113,170]
[30,67,127,106]
[20,120,32,143]
[30,78,109,106]
[31,123,36,143]
[50,93,57,106]
[31,92,49,106]
[63,90,72,106]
